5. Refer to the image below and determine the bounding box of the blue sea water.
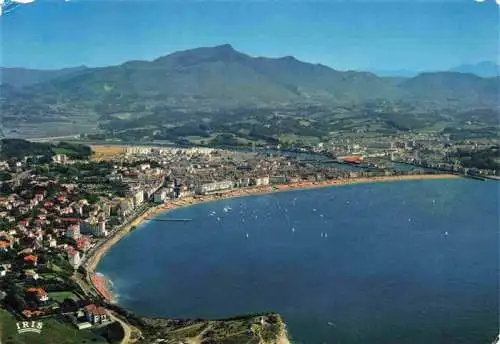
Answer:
[97,179,499,344]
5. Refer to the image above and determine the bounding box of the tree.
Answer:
[0,172,12,181]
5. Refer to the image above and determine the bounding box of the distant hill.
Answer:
[449,61,499,78]
[7,44,495,109]
[399,72,499,105]
[0,66,88,88]
[372,61,500,78]
[23,44,401,106]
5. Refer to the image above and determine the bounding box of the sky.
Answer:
[0,0,498,71]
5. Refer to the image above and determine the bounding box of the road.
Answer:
[109,311,132,344]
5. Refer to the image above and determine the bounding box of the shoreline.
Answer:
[85,173,460,302]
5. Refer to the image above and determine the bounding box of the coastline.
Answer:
[85,173,460,302]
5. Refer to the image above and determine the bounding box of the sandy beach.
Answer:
[86,173,460,301]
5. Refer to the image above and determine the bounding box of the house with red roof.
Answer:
[22,309,45,319]
[0,241,11,253]
[18,219,30,228]
[76,237,91,252]
[23,255,38,267]
[59,218,80,227]
[26,288,49,302]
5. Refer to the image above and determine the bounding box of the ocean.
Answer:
[97,179,499,344]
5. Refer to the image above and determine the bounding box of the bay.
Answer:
[97,179,499,344]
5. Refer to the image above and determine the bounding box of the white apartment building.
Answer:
[68,249,81,269]
[195,180,233,195]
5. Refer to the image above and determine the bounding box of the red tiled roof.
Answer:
[84,304,107,316]
[23,255,38,264]
[76,237,88,244]
[26,288,47,297]
[60,218,80,224]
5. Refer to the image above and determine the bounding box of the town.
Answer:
[0,139,494,343]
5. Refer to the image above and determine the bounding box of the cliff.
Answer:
[130,313,291,344]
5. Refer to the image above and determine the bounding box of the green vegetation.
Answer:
[48,291,81,303]
[0,139,92,160]
[0,172,12,181]
[132,313,286,344]
[0,309,108,344]
[443,127,499,141]
[0,139,53,159]
[452,147,499,170]
[52,142,92,159]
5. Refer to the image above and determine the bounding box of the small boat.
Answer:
[245,233,249,238]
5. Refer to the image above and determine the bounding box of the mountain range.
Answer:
[0,44,498,112]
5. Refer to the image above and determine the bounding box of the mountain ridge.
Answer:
[1,45,498,108]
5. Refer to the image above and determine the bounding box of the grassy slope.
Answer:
[0,309,108,344]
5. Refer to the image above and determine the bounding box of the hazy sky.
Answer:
[0,0,498,71]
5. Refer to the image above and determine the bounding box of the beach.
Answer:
[86,173,460,301]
